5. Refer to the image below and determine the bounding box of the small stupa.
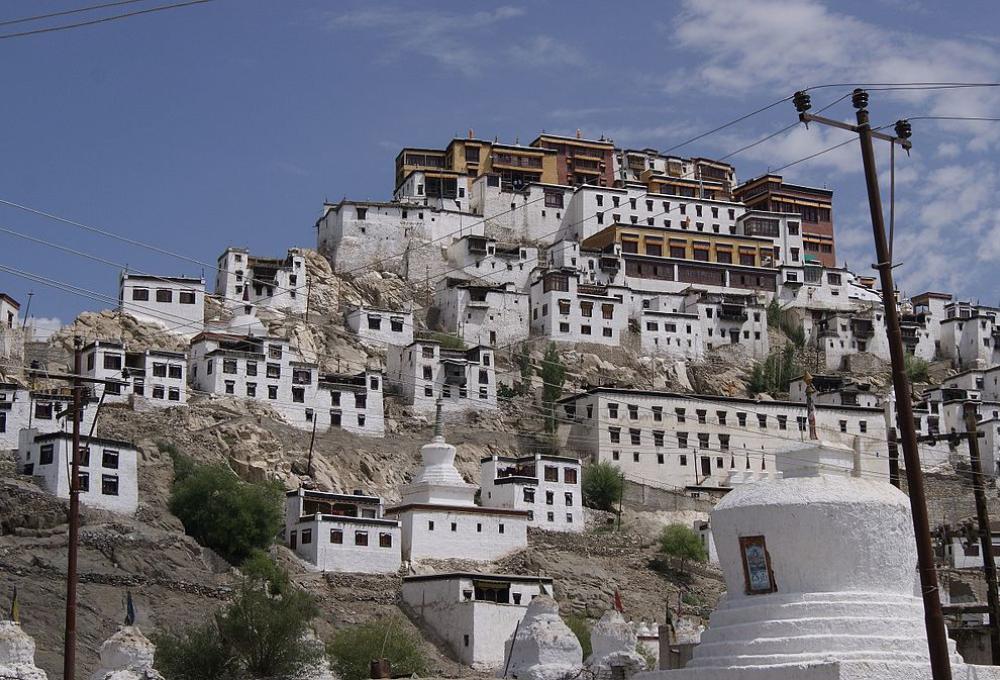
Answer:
[635,374,1000,679]
[501,595,582,680]
[90,594,164,680]
[399,400,477,506]
[587,609,646,679]
[0,590,47,680]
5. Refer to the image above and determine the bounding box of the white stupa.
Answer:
[0,620,47,680]
[399,401,477,507]
[636,376,1000,680]
[501,595,582,680]
[89,626,164,680]
[588,609,646,678]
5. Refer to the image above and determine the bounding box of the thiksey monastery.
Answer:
[3,127,999,676]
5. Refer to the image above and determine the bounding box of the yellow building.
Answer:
[581,225,776,268]
[395,135,559,191]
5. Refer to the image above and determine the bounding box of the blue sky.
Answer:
[1,0,999,333]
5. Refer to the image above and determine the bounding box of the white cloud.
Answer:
[508,35,586,68]
[325,5,525,77]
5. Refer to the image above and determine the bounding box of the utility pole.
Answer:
[963,402,1000,664]
[63,337,83,680]
[795,88,951,680]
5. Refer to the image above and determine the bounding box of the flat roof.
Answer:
[287,488,381,503]
[482,454,581,464]
[33,431,134,449]
[121,273,205,285]
[383,503,530,518]
[557,386,883,413]
[402,572,553,584]
[0,293,20,309]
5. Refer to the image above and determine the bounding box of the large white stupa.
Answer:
[398,402,478,507]
[637,377,1000,680]
[0,620,47,680]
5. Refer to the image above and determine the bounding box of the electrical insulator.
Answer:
[793,90,812,113]
[894,119,912,140]
[851,88,869,110]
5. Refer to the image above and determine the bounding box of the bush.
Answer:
[328,617,428,680]
[154,557,320,680]
[659,524,707,567]
[425,332,465,350]
[497,383,517,401]
[905,353,930,383]
[749,344,799,396]
[583,461,624,512]
[538,343,566,433]
[564,614,592,658]
[168,460,283,565]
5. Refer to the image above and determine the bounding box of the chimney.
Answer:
[576,128,582,139]
[468,128,474,139]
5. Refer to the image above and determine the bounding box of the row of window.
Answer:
[609,449,763,472]
[130,288,197,304]
[30,445,120,469]
[292,527,393,548]
[594,196,738,222]
[590,403,870,435]
[89,353,183,379]
[427,520,506,534]
[527,510,574,523]
[522,489,574,506]
[420,384,491,400]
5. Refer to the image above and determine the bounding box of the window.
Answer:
[223,359,237,374]
[355,393,367,409]
[356,207,368,220]
[499,523,505,534]
[102,475,119,496]
[368,317,382,330]
[246,383,257,397]
[630,428,641,445]
[39,444,54,465]
[544,466,558,482]
[608,403,619,419]
[450,522,458,532]
[737,412,747,427]
[628,404,639,420]
[609,427,621,443]
[132,288,149,301]
[777,415,787,430]
[680,455,688,466]
[266,364,281,379]
[545,490,554,506]
[839,420,848,433]
[677,432,688,448]
[379,533,392,548]
[757,413,767,428]
[330,529,343,544]
[179,291,196,305]
[719,434,730,451]
[564,468,577,484]
[358,414,366,427]
[268,385,278,400]
[547,512,555,522]
[78,472,90,492]
[168,365,182,379]
[301,529,312,545]
[696,409,707,424]
[355,531,369,546]
[101,449,119,469]
[523,488,535,503]
[156,289,172,303]
[103,353,123,371]
[35,403,53,420]
[698,433,709,449]
[246,362,257,377]
[292,387,304,403]
[652,406,663,422]
[860,420,868,433]
[152,385,165,399]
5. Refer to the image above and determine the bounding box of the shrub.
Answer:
[497,383,517,401]
[154,557,320,680]
[328,617,428,680]
[658,524,707,568]
[583,461,624,512]
[425,332,465,350]
[564,614,592,658]
[748,344,799,396]
[904,353,931,383]
[168,461,283,565]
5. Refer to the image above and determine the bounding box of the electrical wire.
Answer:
[0,0,217,40]
[0,0,150,27]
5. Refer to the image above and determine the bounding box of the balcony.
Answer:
[719,304,748,322]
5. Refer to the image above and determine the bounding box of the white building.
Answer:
[401,572,553,668]
[787,374,881,409]
[434,279,530,349]
[480,454,584,532]
[284,487,401,574]
[938,301,1000,370]
[638,292,769,361]
[444,235,538,290]
[0,293,23,373]
[529,270,629,347]
[118,273,205,337]
[189,332,385,436]
[215,248,307,314]
[385,409,528,562]
[83,340,188,407]
[693,519,719,565]
[557,387,889,491]
[936,520,1000,570]
[16,429,138,514]
[386,339,497,415]
[316,200,485,283]
[344,305,414,348]
[0,384,97,451]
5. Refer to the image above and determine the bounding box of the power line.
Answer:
[0,0,150,28]
[0,0,217,40]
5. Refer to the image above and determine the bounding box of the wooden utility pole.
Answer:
[796,88,951,679]
[63,337,83,680]
[963,401,1000,665]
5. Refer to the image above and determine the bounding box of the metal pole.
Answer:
[888,426,901,489]
[63,336,83,680]
[963,401,1000,665]
[306,414,318,478]
[855,101,952,680]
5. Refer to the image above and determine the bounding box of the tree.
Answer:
[154,556,321,680]
[538,343,566,433]
[582,461,624,512]
[168,458,284,565]
[904,352,930,383]
[658,524,707,570]
[517,342,533,395]
[328,617,428,680]
[564,614,592,658]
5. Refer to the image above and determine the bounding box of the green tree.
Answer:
[154,557,321,680]
[904,352,930,383]
[748,345,800,396]
[658,524,707,570]
[564,614,592,658]
[168,460,283,565]
[328,617,428,680]
[517,343,533,395]
[583,461,624,512]
[538,343,566,433]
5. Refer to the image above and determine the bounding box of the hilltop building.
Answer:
[118,273,205,337]
[82,340,188,407]
[480,454,584,532]
[385,339,497,415]
[215,248,308,314]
